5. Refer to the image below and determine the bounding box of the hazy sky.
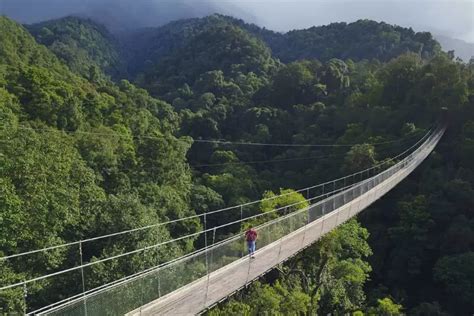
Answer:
[1,0,473,42]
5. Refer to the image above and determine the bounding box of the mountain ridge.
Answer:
[435,34,474,62]
[26,14,445,81]
[1,13,473,316]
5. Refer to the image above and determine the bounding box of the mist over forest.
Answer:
[0,0,254,31]
[2,0,472,61]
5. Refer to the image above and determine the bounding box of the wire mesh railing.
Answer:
[37,127,444,315]
[0,130,435,315]
[0,128,429,263]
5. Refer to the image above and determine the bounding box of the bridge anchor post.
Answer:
[79,240,88,316]
[22,281,27,315]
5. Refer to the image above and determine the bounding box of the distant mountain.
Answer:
[122,15,443,76]
[28,16,123,78]
[435,35,474,62]
[126,15,280,101]
[24,14,446,85]
[239,19,442,63]
[1,0,254,33]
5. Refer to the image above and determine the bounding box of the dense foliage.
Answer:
[28,16,124,79]
[122,15,442,74]
[0,16,198,313]
[202,52,473,315]
[0,13,473,315]
[254,19,441,63]
[210,219,373,315]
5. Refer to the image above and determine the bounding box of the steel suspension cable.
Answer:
[11,126,423,148]
[0,181,360,292]
[193,135,420,168]
[0,128,432,262]
[8,128,442,309]
[29,182,348,314]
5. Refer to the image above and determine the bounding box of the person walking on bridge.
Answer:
[245,227,258,259]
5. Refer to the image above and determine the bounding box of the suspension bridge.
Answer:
[0,126,445,315]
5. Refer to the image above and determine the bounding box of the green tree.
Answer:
[434,252,474,312]
[367,298,403,316]
[343,144,377,173]
[290,220,372,314]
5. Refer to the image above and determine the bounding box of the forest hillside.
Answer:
[0,14,473,315]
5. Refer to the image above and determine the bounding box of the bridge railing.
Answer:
[41,127,444,315]
[1,130,432,315]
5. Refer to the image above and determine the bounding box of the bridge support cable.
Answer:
[22,282,27,315]
[5,128,443,315]
[1,181,361,299]
[17,183,362,314]
[79,241,88,316]
[0,128,433,268]
[118,126,443,316]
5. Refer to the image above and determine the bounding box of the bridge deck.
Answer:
[37,129,441,316]
[128,168,403,316]
[23,128,442,316]
[127,130,442,315]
